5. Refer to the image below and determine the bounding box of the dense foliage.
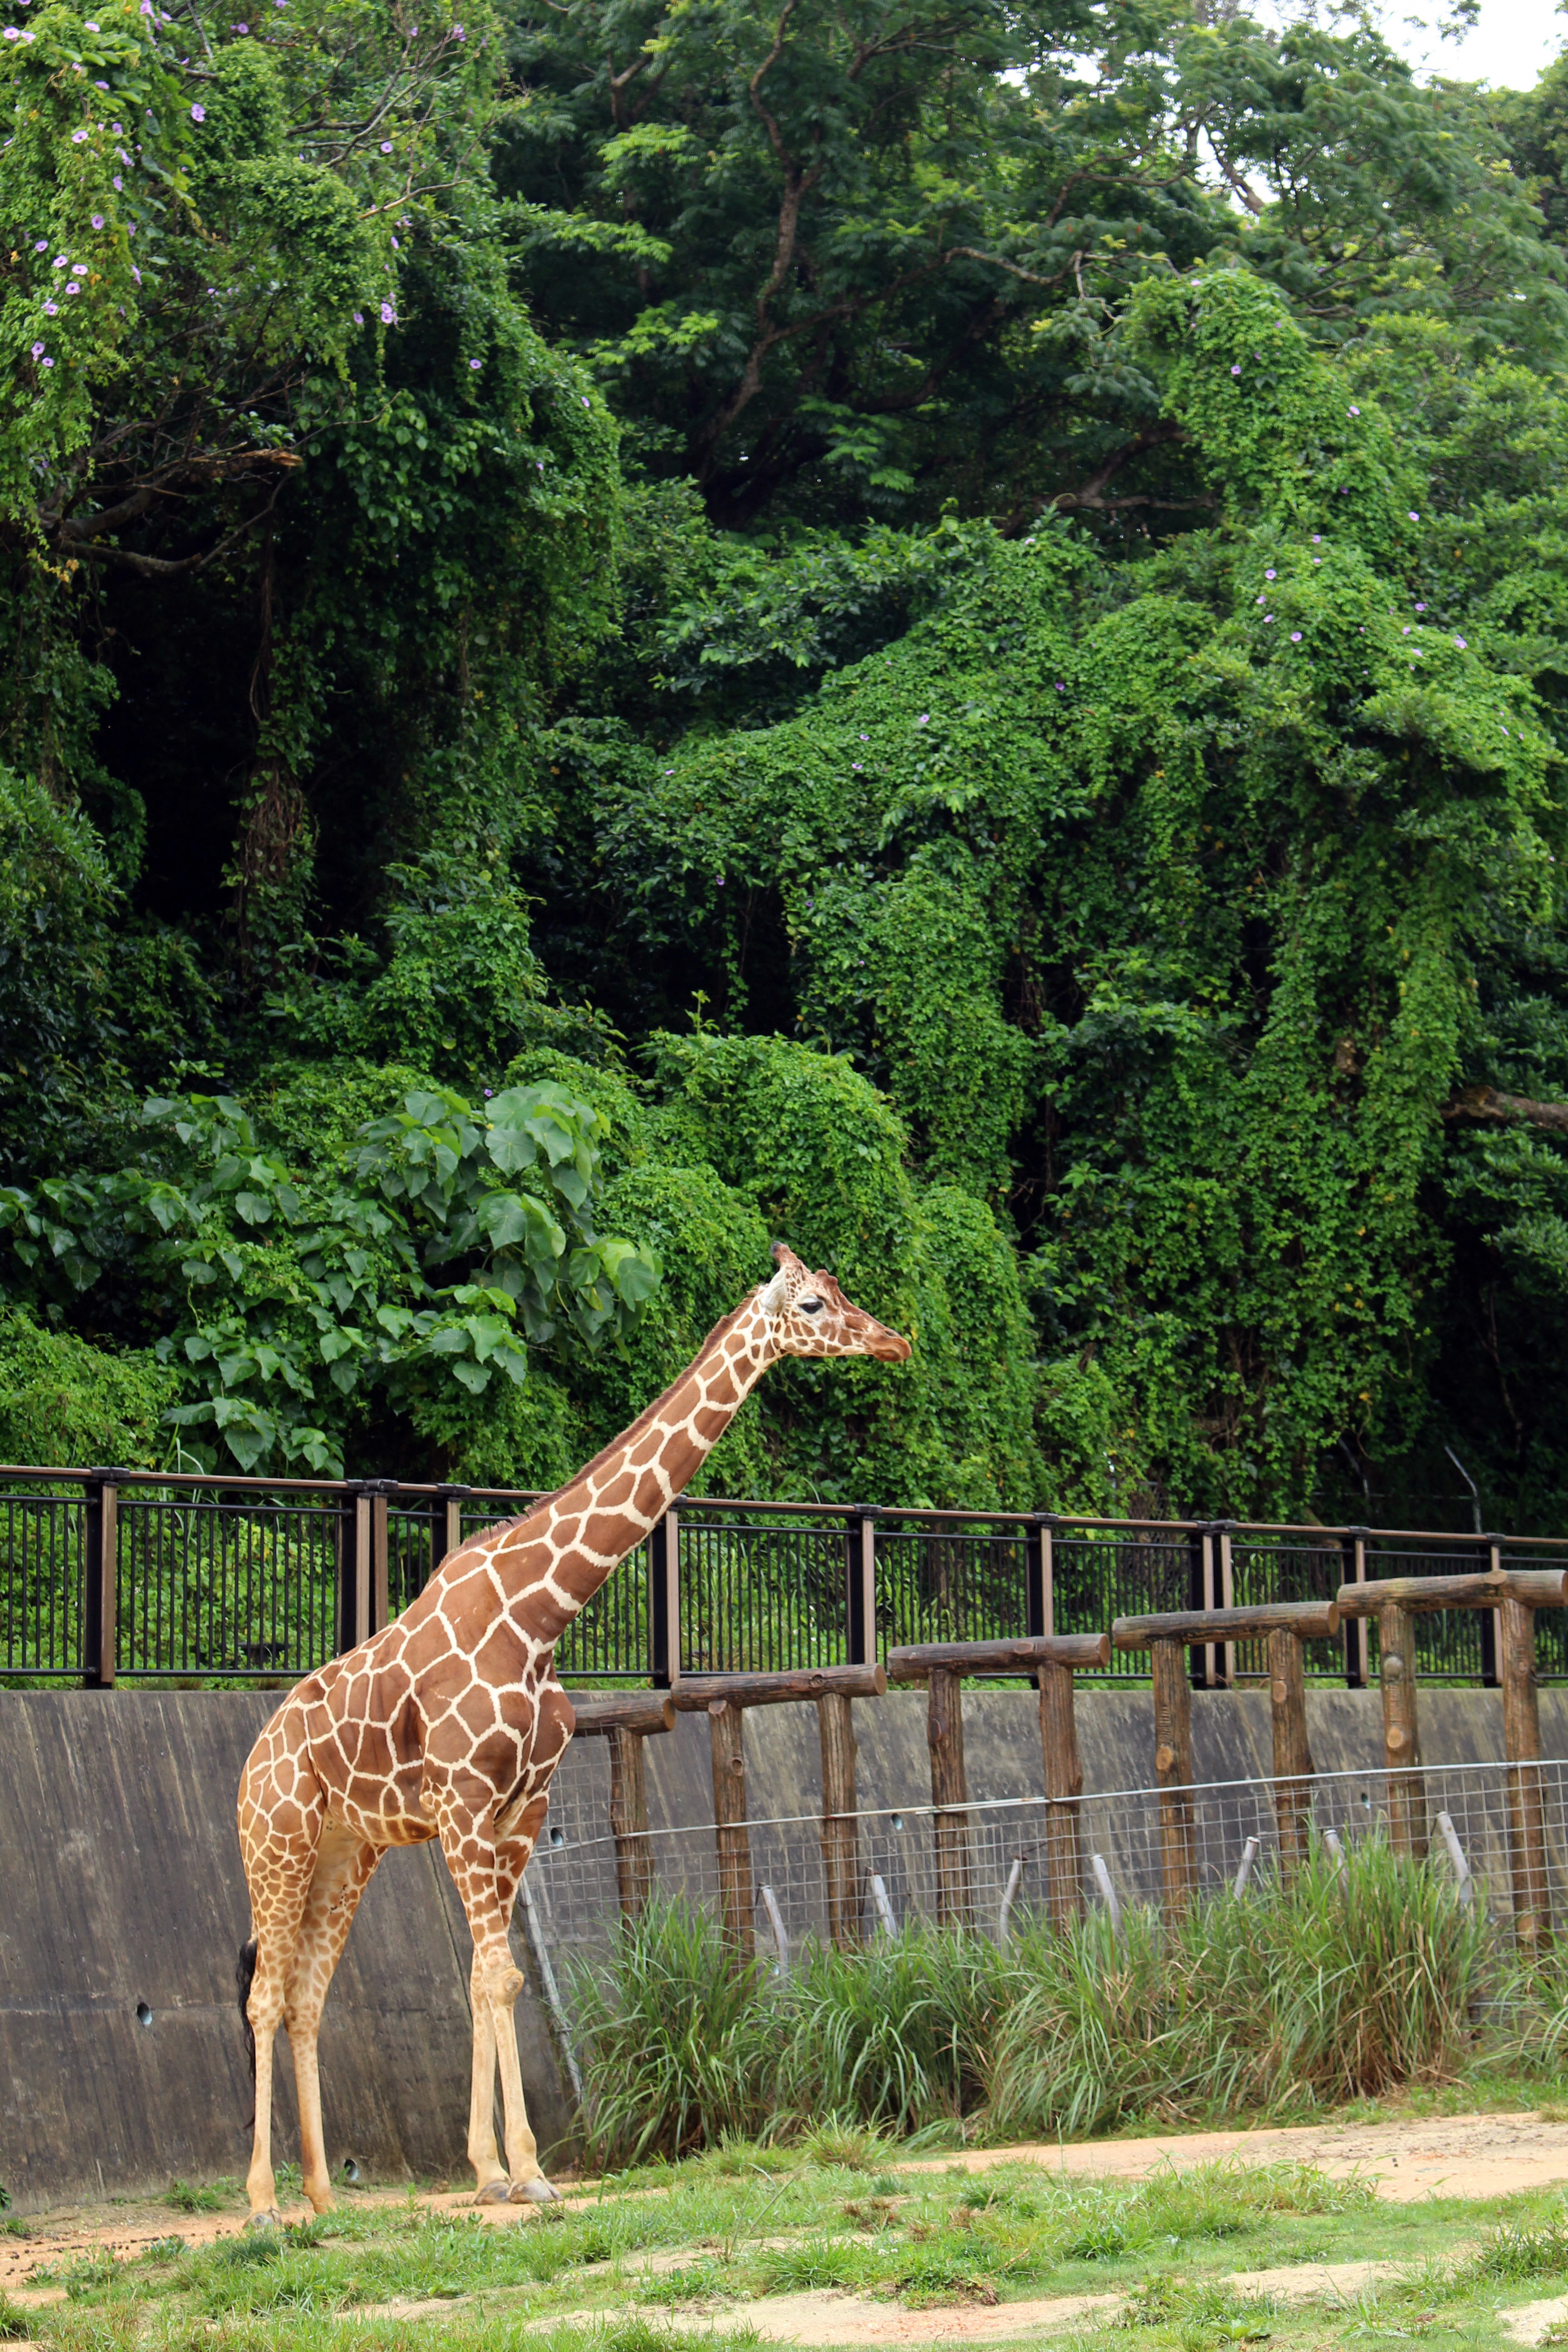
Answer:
[9,0,1568,1525]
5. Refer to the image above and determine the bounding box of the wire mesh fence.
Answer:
[5,1460,1568,1688]
[525,1755,1568,2001]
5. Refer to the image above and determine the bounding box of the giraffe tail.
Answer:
[236,1936,258,2097]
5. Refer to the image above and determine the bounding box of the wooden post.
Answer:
[1151,1637,1196,1918]
[1378,1598,1428,1859]
[927,1664,974,1927]
[1502,1595,1551,1952]
[1038,1656,1083,1924]
[709,1698,753,1958]
[608,1725,653,1923]
[818,1690,862,1949]
[1268,1622,1313,1880]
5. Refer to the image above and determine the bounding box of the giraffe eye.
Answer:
[798,1296,823,1314]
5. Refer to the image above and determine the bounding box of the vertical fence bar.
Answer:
[371,1482,391,1635]
[1152,1636,1196,1917]
[1480,1534,1500,1687]
[82,1470,120,1689]
[650,1510,679,1687]
[353,1485,373,1650]
[1215,1522,1235,1688]
[1027,1514,1054,1639]
[1187,1524,1208,1689]
[847,1508,877,1666]
[440,1483,469,1568]
[1343,1527,1368,1688]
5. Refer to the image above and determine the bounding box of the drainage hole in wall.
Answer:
[341,2158,361,2184]
[891,1815,904,1833]
[136,2001,153,2027]
[549,1827,565,1847]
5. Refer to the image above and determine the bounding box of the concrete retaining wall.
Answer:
[1,1680,1556,2212]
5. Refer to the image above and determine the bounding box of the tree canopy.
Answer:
[8,0,1568,1529]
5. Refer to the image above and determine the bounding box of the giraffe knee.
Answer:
[480,1956,525,2006]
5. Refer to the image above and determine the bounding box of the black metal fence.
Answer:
[2,1464,1565,1690]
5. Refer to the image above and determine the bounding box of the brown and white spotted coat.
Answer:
[237,1245,910,2222]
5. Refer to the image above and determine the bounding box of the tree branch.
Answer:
[1444,1085,1568,1137]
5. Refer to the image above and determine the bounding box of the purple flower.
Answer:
[1290,631,1302,642]
[52,254,67,267]
[860,733,869,739]
[1408,511,1419,522]
[41,355,53,367]
[1311,534,1321,543]
[1455,635,1468,649]
[1264,568,1276,579]
[91,213,104,228]
[1230,364,1240,377]
[1312,557,1322,566]
[391,236,398,249]
[582,395,590,407]
[112,175,122,189]
[468,357,480,368]
[1402,626,1410,636]
[71,261,87,274]
[2,27,19,38]
[112,120,122,131]
[380,300,395,323]
[352,309,363,323]
[30,340,44,357]
[190,101,204,119]
[72,127,88,142]
[42,299,57,314]
[379,138,392,150]
[715,874,726,888]
[1264,614,1274,624]
[94,77,107,86]
[853,761,862,770]
[64,281,79,295]
[1348,405,1359,416]
[131,264,140,281]
[33,239,46,251]
[917,712,929,725]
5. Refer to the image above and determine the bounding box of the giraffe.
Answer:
[235,1243,910,2224]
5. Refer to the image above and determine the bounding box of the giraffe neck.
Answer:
[486,1294,777,1637]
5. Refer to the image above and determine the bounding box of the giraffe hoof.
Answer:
[246,2209,284,2232]
[473,2178,512,2205]
[508,2177,562,2206]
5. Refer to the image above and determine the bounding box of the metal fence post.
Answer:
[1480,1533,1501,1687]
[847,1507,878,1666]
[650,1509,680,1687]
[1186,1524,1208,1688]
[1211,1520,1236,1688]
[370,1480,394,1635]
[82,1467,122,1689]
[1027,1513,1055,1639]
[335,1480,360,1657]
[436,1482,470,1570]
[1342,1526,1369,1687]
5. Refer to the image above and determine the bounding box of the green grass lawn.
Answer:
[15,2141,1568,2352]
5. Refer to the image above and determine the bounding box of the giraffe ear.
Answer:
[758,1269,790,1314]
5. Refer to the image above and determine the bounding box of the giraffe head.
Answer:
[755,1243,911,1362]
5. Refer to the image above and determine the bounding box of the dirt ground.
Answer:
[7,2107,1568,2300]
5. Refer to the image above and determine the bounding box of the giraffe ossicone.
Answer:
[236,1243,910,2222]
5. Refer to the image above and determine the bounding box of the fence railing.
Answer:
[3,1464,1566,1688]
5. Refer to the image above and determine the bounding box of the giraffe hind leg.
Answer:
[239,1736,325,2225]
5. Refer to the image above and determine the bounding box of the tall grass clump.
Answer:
[985,1837,1490,2138]
[568,1898,774,2165]
[774,1924,1011,2132]
[570,1840,1493,2163]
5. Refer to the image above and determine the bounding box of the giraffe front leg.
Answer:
[286,1825,383,2214]
[432,1782,554,2205]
